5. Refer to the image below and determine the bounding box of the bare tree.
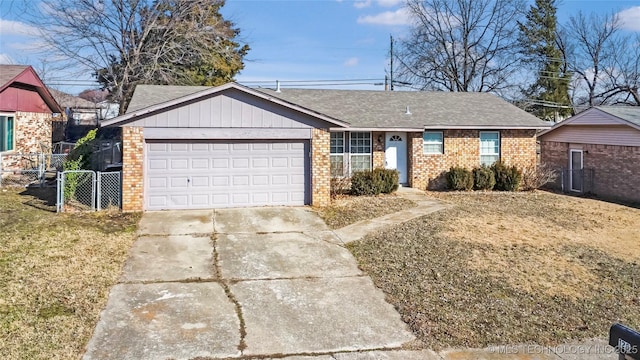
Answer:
[27,0,248,114]
[397,0,526,93]
[563,12,638,107]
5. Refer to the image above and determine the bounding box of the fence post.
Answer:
[97,171,102,211]
[92,171,96,211]
[56,171,64,213]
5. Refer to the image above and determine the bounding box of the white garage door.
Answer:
[145,141,309,210]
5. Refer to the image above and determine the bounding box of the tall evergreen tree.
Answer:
[518,0,572,121]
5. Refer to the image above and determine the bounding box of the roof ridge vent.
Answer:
[276,80,281,93]
[405,106,411,115]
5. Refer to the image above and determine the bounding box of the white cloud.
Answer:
[357,8,412,26]
[344,57,359,66]
[0,54,15,64]
[354,0,372,9]
[618,6,640,31]
[0,19,40,36]
[377,0,403,7]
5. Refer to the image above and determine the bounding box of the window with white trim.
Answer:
[0,114,15,152]
[423,131,443,154]
[349,132,371,173]
[330,132,345,177]
[479,131,500,166]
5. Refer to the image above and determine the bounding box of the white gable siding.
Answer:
[567,109,631,126]
[540,125,640,147]
[123,88,327,130]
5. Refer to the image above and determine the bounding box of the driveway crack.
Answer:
[212,233,247,354]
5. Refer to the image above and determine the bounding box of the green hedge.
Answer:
[446,166,474,191]
[351,168,399,196]
[473,165,496,190]
[491,161,523,191]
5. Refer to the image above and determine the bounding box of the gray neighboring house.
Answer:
[539,106,640,203]
[103,82,549,211]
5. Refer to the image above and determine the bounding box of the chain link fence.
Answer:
[56,170,121,212]
[560,168,595,194]
[0,153,67,187]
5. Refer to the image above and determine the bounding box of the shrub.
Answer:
[373,168,399,194]
[520,164,558,191]
[330,176,351,198]
[491,161,523,191]
[350,168,398,196]
[351,170,382,196]
[473,165,496,190]
[446,166,474,191]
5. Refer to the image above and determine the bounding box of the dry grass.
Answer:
[0,187,140,359]
[347,190,640,349]
[316,193,416,229]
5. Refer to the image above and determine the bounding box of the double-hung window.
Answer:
[423,131,443,154]
[0,114,15,152]
[330,132,345,177]
[349,132,371,173]
[479,131,500,166]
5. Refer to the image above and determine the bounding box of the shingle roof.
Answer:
[126,85,210,113]
[0,65,29,87]
[257,88,550,129]
[123,84,551,129]
[596,106,640,127]
[48,88,96,109]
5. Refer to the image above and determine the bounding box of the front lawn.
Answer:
[0,187,140,359]
[347,191,640,349]
[316,194,416,229]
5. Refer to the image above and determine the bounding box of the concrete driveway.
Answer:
[83,207,416,359]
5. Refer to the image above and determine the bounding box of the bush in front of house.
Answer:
[520,164,558,191]
[473,165,496,190]
[491,161,523,191]
[446,166,474,191]
[374,168,400,194]
[350,168,399,196]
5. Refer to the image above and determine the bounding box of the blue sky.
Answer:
[1,0,639,94]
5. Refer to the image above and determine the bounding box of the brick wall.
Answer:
[372,131,385,168]
[410,129,537,190]
[311,128,330,207]
[15,111,52,153]
[541,140,640,203]
[121,126,144,212]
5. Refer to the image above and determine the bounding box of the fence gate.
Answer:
[57,170,122,212]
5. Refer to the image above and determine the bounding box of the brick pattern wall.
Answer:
[311,128,330,207]
[410,129,537,190]
[539,140,568,189]
[121,126,144,212]
[541,140,640,203]
[15,111,52,153]
[372,131,385,168]
[1,112,53,170]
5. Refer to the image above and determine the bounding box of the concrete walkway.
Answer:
[334,186,448,244]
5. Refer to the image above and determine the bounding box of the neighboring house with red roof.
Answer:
[0,65,63,163]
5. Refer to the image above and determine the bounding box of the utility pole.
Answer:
[390,35,394,91]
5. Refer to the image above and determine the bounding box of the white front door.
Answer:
[385,132,408,184]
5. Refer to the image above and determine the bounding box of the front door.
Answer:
[569,149,583,192]
[385,132,408,184]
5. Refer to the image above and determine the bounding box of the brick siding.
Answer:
[1,111,53,170]
[409,129,537,190]
[311,128,331,207]
[372,131,385,168]
[121,126,144,212]
[540,140,640,203]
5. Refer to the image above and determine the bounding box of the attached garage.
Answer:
[145,140,309,210]
[103,83,345,211]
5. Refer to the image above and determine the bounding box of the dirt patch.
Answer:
[316,193,416,229]
[348,190,640,349]
[0,187,140,359]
